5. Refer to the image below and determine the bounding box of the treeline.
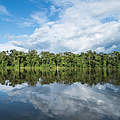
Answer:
[0,49,120,69]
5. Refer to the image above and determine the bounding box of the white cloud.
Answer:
[2,0,120,53]
[17,11,48,28]
[50,6,61,16]
[0,4,10,16]
[17,20,34,28]
[30,11,48,25]
[0,42,27,52]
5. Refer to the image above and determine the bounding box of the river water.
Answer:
[0,69,120,120]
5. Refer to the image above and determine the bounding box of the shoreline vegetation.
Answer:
[0,49,120,71]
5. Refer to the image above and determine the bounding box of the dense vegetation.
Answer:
[0,49,120,69]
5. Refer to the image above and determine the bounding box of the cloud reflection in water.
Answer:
[0,82,119,120]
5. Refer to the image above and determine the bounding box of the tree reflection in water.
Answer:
[0,68,120,87]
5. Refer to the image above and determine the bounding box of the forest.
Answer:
[0,49,120,69]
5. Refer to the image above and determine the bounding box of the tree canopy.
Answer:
[0,49,120,69]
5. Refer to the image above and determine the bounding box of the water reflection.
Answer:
[0,68,120,86]
[0,68,120,120]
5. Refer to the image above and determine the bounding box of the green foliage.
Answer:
[0,68,120,87]
[0,49,120,69]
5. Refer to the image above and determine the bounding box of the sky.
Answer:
[0,0,120,53]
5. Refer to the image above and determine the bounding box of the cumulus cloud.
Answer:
[0,42,26,52]
[2,0,120,53]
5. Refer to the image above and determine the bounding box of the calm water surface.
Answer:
[0,69,120,120]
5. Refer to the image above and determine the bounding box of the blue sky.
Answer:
[0,0,120,52]
[0,0,51,38]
